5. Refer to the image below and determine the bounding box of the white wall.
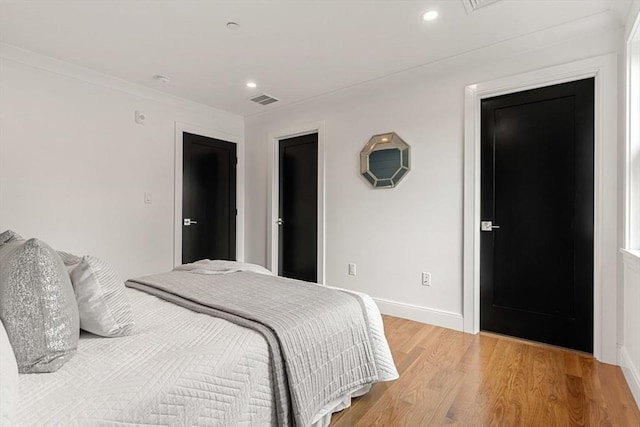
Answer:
[0,45,244,279]
[245,17,623,329]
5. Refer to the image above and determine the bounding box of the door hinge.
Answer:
[235,208,238,216]
[235,157,238,165]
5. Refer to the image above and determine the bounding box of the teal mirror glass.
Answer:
[360,132,410,188]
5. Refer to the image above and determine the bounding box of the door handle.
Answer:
[184,218,198,226]
[276,218,284,226]
[481,221,500,231]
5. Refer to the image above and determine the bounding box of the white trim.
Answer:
[463,53,618,364]
[619,345,640,408]
[267,122,326,283]
[373,298,464,332]
[0,42,242,123]
[174,122,245,267]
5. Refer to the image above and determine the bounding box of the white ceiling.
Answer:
[0,0,630,117]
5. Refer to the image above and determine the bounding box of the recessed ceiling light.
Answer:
[422,10,439,21]
[227,22,240,30]
[246,81,257,88]
[155,75,170,83]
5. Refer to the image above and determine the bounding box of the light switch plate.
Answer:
[348,263,357,276]
[135,110,146,125]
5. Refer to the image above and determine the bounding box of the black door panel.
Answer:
[278,134,318,282]
[480,78,594,352]
[182,132,236,263]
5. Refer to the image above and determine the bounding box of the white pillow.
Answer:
[0,320,18,425]
[59,252,135,337]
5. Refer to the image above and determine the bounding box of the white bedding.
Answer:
[15,288,277,426]
[14,283,397,426]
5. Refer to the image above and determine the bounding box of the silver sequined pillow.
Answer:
[0,238,79,373]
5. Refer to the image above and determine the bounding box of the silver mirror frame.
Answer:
[360,132,410,188]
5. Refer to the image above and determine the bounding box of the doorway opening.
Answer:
[173,123,245,268]
[462,54,618,363]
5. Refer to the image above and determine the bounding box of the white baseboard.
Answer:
[619,345,640,408]
[372,297,464,331]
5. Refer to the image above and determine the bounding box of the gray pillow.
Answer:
[0,238,79,373]
[0,230,22,246]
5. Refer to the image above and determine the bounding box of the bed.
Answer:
[10,260,398,426]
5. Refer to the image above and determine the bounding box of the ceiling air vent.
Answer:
[461,0,502,14]
[249,93,279,106]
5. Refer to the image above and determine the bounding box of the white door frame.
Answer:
[267,121,326,283]
[173,122,245,267]
[463,53,618,364]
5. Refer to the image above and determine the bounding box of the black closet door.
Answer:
[480,78,594,352]
[278,133,318,282]
[182,132,236,263]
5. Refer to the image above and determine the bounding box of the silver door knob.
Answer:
[276,218,284,226]
[481,221,500,231]
[184,218,198,226]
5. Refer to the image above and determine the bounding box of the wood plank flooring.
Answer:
[330,315,640,426]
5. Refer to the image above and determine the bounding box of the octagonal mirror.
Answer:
[360,132,410,188]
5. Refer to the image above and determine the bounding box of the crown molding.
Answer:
[0,42,242,125]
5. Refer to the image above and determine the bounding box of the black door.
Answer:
[182,132,236,263]
[278,133,318,282]
[480,78,594,352]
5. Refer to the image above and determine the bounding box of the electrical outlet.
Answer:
[348,263,357,276]
[422,272,431,286]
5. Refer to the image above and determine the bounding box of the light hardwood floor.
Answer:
[331,315,640,426]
